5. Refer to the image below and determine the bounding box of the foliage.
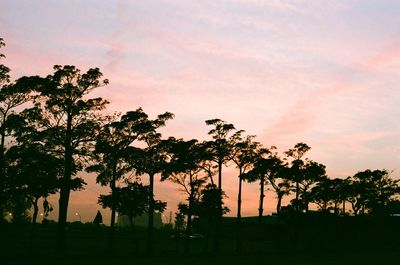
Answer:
[98,182,166,221]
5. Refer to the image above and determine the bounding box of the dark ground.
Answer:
[1,217,399,265]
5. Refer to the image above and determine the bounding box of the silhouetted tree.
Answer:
[127,111,173,252]
[311,178,348,214]
[205,118,235,252]
[347,169,400,215]
[229,132,260,250]
[197,183,229,252]
[21,65,109,250]
[6,143,61,226]
[99,181,166,251]
[174,206,186,232]
[285,143,311,212]
[297,160,327,212]
[245,147,290,220]
[87,109,161,252]
[0,40,32,221]
[162,138,208,252]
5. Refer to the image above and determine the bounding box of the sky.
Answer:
[2,0,400,224]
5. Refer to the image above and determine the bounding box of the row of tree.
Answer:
[1,38,400,254]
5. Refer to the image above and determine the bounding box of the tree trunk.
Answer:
[258,177,264,224]
[147,173,155,253]
[304,195,309,213]
[213,160,223,253]
[57,113,73,253]
[109,164,117,253]
[32,197,39,226]
[277,194,283,215]
[30,197,39,252]
[185,173,194,253]
[236,168,243,252]
[185,208,192,253]
[334,202,339,215]
[342,200,346,215]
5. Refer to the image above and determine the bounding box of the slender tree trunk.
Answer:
[334,202,339,215]
[57,113,73,253]
[185,206,192,253]
[32,197,39,226]
[277,194,283,215]
[209,175,215,186]
[236,168,243,252]
[185,173,194,253]
[30,197,39,252]
[109,164,117,253]
[213,160,223,253]
[304,195,309,213]
[342,200,346,215]
[259,177,264,224]
[147,173,155,253]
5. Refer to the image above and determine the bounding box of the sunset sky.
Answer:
[2,0,400,224]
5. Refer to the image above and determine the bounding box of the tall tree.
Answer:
[229,132,260,251]
[162,138,208,252]
[0,39,33,222]
[205,118,235,252]
[245,147,290,220]
[127,111,173,252]
[285,143,311,212]
[87,108,161,252]
[297,160,327,212]
[23,65,109,250]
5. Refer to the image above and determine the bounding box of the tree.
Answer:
[197,183,229,252]
[0,39,32,222]
[98,181,166,251]
[229,132,260,250]
[6,143,61,226]
[347,169,400,215]
[127,111,173,252]
[284,143,311,212]
[22,65,109,250]
[174,206,186,232]
[297,160,327,212]
[162,138,208,252]
[87,108,162,252]
[245,147,291,219]
[311,178,348,214]
[204,118,235,252]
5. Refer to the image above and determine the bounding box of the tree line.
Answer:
[1,38,400,254]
